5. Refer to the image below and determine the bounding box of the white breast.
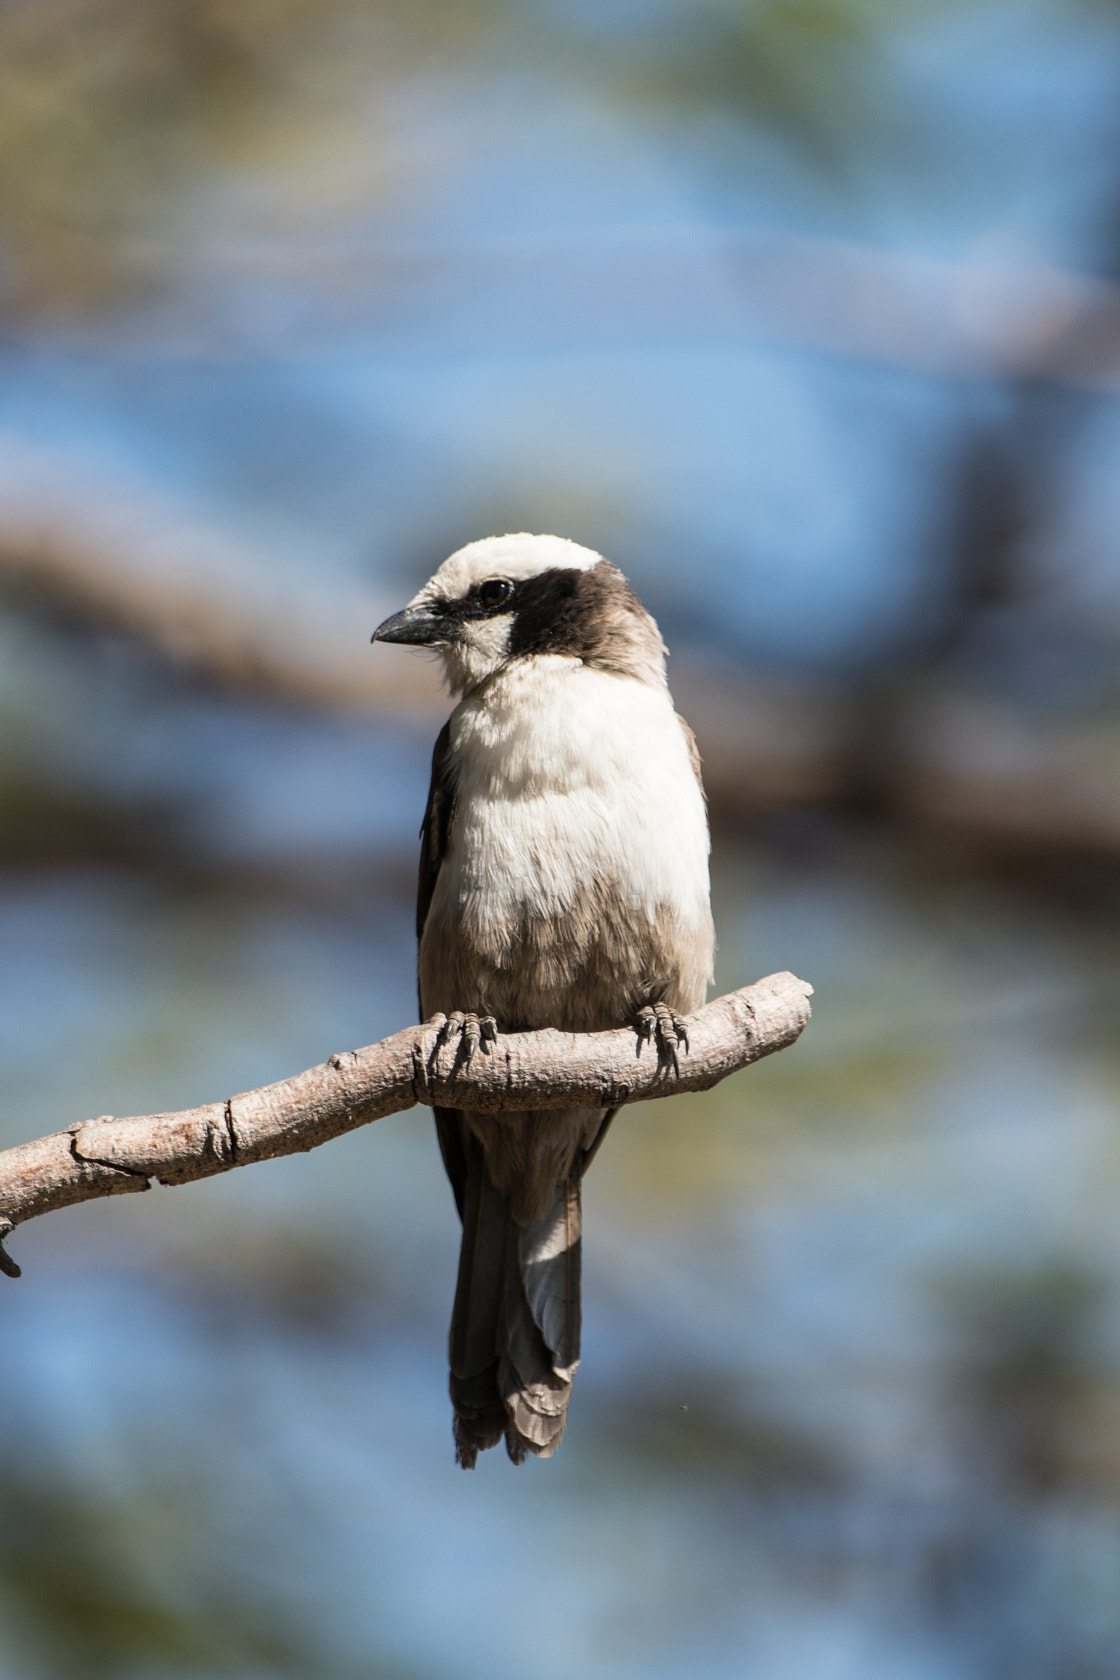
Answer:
[443,657,711,939]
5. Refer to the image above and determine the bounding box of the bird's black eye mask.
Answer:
[443,576,515,620]
[373,576,520,646]
[373,566,602,651]
[432,567,584,632]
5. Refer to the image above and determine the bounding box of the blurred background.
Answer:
[3,1,1120,1675]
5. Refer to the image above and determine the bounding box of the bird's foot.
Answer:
[634,1002,690,1075]
[429,1010,498,1069]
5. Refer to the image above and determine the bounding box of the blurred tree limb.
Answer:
[2,458,1120,859]
[0,445,445,714]
[0,972,813,1276]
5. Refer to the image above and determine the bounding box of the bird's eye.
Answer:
[477,578,512,609]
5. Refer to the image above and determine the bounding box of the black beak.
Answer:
[370,603,451,646]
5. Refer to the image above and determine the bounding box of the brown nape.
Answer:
[505,561,665,681]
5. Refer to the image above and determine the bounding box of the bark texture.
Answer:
[0,973,812,1276]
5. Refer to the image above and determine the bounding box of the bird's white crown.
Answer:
[413,533,601,605]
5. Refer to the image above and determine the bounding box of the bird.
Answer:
[371,533,714,1467]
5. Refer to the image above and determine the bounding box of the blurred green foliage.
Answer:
[590,0,965,174]
[4,0,1120,322]
[0,1463,305,1677]
[0,0,996,320]
[0,0,508,317]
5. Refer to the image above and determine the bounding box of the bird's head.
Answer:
[371,533,666,696]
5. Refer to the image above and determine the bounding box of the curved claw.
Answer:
[635,1005,657,1046]
[655,1001,690,1058]
[436,1011,462,1049]
[432,1010,497,1069]
[634,1002,691,1075]
[0,1219,20,1280]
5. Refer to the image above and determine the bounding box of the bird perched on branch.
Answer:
[372,534,714,1466]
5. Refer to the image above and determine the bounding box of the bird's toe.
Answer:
[432,1009,496,1066]
[633,1001,690,1074]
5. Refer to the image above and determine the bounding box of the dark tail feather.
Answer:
[447,1142,512,1465]
[447,1130,582,1468]
[498,1172,582,1462]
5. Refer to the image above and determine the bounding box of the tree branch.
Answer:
[0,972,812,1277]
[4,447,1120,860]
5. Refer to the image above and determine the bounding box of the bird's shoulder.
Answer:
[675,711,706,799]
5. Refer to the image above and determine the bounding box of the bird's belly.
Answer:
[419,784,713,1033]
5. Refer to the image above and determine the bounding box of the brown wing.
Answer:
[416,720,469,1219]
[676,712,708,803]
